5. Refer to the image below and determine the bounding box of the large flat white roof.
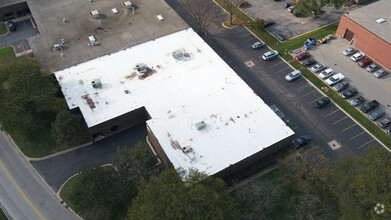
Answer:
[55,28,294,175]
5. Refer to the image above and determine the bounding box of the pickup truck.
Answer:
[325,73,344,86]
[360,100,380,113]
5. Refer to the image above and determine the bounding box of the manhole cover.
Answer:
[245,61,255,67]
[328,140,341,150]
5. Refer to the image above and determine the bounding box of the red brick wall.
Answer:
[337,15,391,71]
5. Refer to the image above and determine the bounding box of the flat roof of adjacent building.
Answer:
[54,28,294,175]
[345,0,391,44]
[25,0,188,72]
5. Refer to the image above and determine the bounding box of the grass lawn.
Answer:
[0,47,16,64]
[0,23,6,35]
[0,208,7,220]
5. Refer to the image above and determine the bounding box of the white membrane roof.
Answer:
[55,28,294,175]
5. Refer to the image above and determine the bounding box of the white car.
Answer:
[285,70,301,82]
[311,63,325,72]
[350,52,365,61]
[326,73,345,86]
[262,50,279,60]
[343,47,356,56]
[319,68,334,79]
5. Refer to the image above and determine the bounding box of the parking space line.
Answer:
[295,84,309,91]
[245,38,255,42]
[309,96,323,103]
[270,62,285,69]
[275,66,290,74]
[325,109,340,117]
[291,126,298,130]
[349,131,366,140]
[301,90,316,97]
[332,116,348,125]
[239,33,252,38]
[358,139,375,149]
[341,124,357,132]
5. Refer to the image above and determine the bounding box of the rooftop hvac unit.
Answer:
[195,121,206,130]
[136,63,147,74]
[157,15,165,21]
[122,1,132,9]
[53,43,62,51]
[173,49,184,59]
[91,79,102,88]
[90,10,100,19]
[376,18,386,24]
[182,146,192,154]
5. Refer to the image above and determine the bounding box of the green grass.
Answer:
[0,208,7,220]
[0,47,16,64]
[0,23,6,35]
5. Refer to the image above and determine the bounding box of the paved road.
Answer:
[0,18,37,53]
[166,0,382,160]
[31,123,147,192]
[0,131,78,220]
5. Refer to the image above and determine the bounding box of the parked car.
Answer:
[302,58,316,67]
[378,117,391,128]
[350,96,365,106]
[319,68,334,79]
[277,34,286,41]
[350,52,365,61]
[262,50,279,60]
[7,21,16,31]
[368,110,385,121]
[284,2,291,8]
[288,5,294,12]
[388,129,391,136]
[295,52,311,61]
[343,47,356,56]
[237,1,249,7]
[252,41,266,49]
[360,100,380,113]
[342,88,358,99]
[311,63,325,72]
[292,135,311,149]
[314,97,330,109]
[285,70,301,82]
[264,20,275,28]
[358,58,372,68]
[366,63,379,72]
[325,73,344,86]
[333,82,349,92]
[292,10,301,17]
[373,69,388,78]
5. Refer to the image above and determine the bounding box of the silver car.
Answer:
[311,63,325,72]
[343,47,356,56]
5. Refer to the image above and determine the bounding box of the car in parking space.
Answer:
[350,95,365,106]
[7,21,16,31]
[333,82,349,92]
[373,69,388,78]
[302,58,316,67]
[325,73,344,86]
[252,41,266,49]
[351,52,365,61]
[319,68,333,79]
[292,135,311,149]
[343,47,356,56]
[264,20,275,28]
[288,5,294,12]
[284,2,291,8]
[388,129,391,136]
[368,110,385,121]
[277,34,286,41]
[285,70,301,82]
[311,63,325,73]
[358,58,372,68]
[366,63,379,72]
[262,50,279,60]
[237,1,249,7]
[360,100,380,113]
[342,88,358,99]
[314,97,330,109]
[295,52,311,61]
[378,117,391,128]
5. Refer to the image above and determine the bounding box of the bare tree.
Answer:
[181,0,215,35]
[222,0,240,25]
[295,193,335,220]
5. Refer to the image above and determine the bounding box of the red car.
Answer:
[237,1,249,8]
[358,58,372,68]
[295,52,310,61]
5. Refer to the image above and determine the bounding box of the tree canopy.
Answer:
[127,169,239,220]
[293,0,348,17]
[181,0,215,35]
[51,110,84,147]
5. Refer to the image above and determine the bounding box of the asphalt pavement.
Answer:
[31,123,147,192]
[0,18,37,54]
[0,131,78,220]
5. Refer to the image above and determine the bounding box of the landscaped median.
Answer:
[0,46,16,64]
[213,1,391,148]
[0,23,6,35]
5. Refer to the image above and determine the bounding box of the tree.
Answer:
[292,0,348,17]
[127,169,239,219]
[112,142,158,186]
[0,59,56,132]
[181,0,215,35]
[329,146,391,219]
[235,179,282,219]
[222,0,239,25]
[51,110,84,147]
[295,193,334,220]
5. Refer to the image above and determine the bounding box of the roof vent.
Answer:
[122,1,132,9]
[90,10,100,19]
[157,15,165,21]
[195,121,206,130]
[182,146,196,162]
[173,49,184,59]
[91,79,102,88]
[376,18,386,24]
[136,63,147,74]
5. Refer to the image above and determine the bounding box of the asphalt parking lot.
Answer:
[303,37,391,129]
[0,18,37,54]
[240,0,355,40]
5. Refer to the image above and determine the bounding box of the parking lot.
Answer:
[240,0,356,40]
[302,37,391,131]
[0,18,37,54]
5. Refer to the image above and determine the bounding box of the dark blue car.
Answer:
[292,135,311,149]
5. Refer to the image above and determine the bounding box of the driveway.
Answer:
[31,123,147,192]
[0,18,38,54]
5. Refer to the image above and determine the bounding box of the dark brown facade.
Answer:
[146,124,174,169]
[0,1,29,21]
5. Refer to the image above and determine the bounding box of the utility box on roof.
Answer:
[122,1,132,9]
[90,10,100,19]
